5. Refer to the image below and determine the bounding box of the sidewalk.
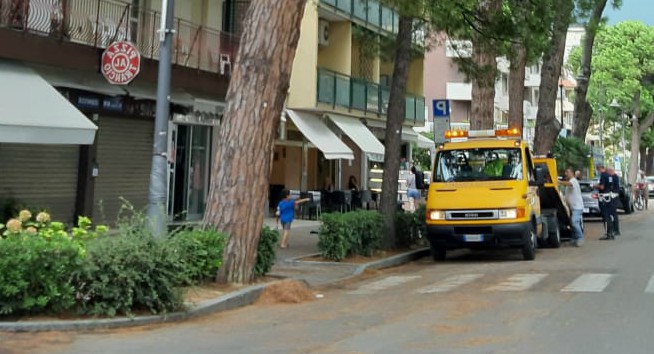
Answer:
[263,218,361,287]
[0,217,425,332]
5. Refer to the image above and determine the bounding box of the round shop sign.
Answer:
[101,41,141,85]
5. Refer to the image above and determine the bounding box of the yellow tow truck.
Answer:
[425,128,570,261]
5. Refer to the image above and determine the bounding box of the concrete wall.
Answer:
[317,21,352,75]
[424,34,468,121]
[288,3,319,109]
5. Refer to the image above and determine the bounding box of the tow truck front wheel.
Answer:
[522,226,537,261]
[429,242,446,261]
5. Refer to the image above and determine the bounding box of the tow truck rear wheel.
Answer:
[522,225,536,261]
[547,217,561,248]
[429,242,446,261]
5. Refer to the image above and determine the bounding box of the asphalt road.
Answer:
[2,209,654,354]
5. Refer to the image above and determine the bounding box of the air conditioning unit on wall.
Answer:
[318,20,329,47]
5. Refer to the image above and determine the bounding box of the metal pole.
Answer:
[147,0,175,238]
[621,112,626,178]
[559,83,564,135]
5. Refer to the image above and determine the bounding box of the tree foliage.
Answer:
[553,136,591,175]
[579,21,654,181]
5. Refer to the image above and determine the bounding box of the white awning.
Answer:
[123,83,195,106]
[0,61,97,145]
[327,114,385,162]
[416,132,435,149]
[32,64,126,96]
[285,110,354,160]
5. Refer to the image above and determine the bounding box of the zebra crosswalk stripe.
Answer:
[561,273,614,293]
[349,275,421,295]
[416,274,484,294]
[644,275,654,293]
[484,273,548,292]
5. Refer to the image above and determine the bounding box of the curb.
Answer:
[0,280,274,333]
[0,249,427,332]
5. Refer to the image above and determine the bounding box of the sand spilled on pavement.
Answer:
[256,280,316,305]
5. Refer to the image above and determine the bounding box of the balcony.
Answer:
[319,0,399,34]
[0,0,239,75]
[317,68,425,124]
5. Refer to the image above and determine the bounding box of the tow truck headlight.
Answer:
[498,208,525,219]
[429,210,446,220]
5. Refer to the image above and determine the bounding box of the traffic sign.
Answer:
[433,99,450,117]
[101,41,141,85]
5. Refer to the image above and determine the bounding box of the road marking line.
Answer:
[561,273,614,293]
[484,273,548,292]
[645,275,654,293]
[348,275,421,295]
[416,274,484,294]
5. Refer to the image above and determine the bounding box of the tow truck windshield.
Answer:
[434,148,523,182]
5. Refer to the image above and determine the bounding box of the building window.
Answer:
[445,40,472,58]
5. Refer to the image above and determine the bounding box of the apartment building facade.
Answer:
[424,27,583,143]
[270,0,429,201]
[0,0,245,224]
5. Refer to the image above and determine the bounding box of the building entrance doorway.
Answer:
[168,124,212,222]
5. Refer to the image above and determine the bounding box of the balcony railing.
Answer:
[320,0,399,34]
[0,0,239,75]
[317,68,425,124]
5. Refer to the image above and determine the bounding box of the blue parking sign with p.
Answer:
[433,99,450,117]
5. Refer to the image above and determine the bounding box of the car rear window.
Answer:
[579,183,594,193]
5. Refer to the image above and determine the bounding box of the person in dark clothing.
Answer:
[348,175,360,209]
[595,165,620,240]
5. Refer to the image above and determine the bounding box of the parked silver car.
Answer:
[579,180,601,217]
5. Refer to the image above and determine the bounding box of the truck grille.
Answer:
[446,210,498,220]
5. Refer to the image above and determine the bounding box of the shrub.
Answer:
[72,231,185,317]
[0,232,84,315]
[318,212,353,261]
[395,204,426,249]
[318,211,383,261]
[167,228,227,284]
[254,226,280,277]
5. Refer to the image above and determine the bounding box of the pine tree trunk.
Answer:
[572,0,608,140]
[203,0,307,284]
[646,148,654,175]
[379,15,413,250]
[470,0,502,130]
[640,145,648,171]
[533,0,574,155]
[630,91,654,184]
[508,43,526,130]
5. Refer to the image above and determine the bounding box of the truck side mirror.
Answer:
[530,167,546,186]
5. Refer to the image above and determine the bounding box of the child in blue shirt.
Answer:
[277,189,311,248]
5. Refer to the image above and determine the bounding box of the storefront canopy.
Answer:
[402,127,435,149]
[326,114,385,162]
[0,61,97,145]
[285,110,354,160]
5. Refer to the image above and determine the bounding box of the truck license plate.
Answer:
[464,234,483,242]
[583,208,589,213]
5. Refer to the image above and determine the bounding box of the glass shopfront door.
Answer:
[168,124,212,221]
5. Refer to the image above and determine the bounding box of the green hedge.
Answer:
[254,226,280,277]
[395,204,426,249]
[318,210,384,261]
[0,233,83,315]
[318,207,427,261]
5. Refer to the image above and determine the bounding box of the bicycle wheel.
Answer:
[635,195,645,211]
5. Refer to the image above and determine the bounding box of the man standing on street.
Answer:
[560,167,584,246]
[595,165,621,240]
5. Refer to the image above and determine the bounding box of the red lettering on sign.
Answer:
[101,41,141,85]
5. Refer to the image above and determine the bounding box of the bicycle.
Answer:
[634,190,646,211]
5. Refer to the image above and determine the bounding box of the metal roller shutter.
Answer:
[0,143,79,223]
[93,116,153,224]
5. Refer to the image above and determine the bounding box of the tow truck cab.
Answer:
[425,128,547,261]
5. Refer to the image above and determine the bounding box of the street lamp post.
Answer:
[559,79,564,135]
